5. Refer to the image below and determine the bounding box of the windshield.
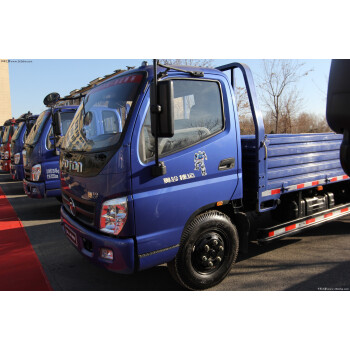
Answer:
[12,122,25,141]
[62,73,143,152]
[26,110,50,145]
[2,124,15,144]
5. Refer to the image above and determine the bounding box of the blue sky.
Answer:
[8,59,331,118]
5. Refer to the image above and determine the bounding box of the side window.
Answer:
[139,79,224,163]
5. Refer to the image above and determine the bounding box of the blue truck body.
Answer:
[10,115,39,181]
[58,62,350,289]
[23,106,78,199]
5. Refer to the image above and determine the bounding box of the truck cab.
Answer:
[0,118,17,172]
[22,105,78,199]
[59,62,350,290]
[10,113,39,180]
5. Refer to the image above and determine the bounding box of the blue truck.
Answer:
[10,112,39,181]
[0,118,17,173]
[56,61,350,290]
[22,105,78,199]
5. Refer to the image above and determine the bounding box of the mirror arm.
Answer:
[151,59,167,177]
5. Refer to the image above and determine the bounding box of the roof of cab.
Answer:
[96,64,220,87]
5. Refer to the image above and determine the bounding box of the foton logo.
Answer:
[62,159,83,173]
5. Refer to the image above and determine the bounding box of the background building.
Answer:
[0,60,12,125]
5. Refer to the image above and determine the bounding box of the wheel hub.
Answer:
[192,232,225,273]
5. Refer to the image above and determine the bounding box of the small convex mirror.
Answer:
[44,92,60,107]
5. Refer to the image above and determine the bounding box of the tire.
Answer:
[168,210,239,290]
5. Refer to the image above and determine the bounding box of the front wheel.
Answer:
[168,210,239,290]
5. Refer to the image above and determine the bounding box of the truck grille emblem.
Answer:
[68,198,76,216]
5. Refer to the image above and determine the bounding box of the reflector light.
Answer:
[100,248,113,260]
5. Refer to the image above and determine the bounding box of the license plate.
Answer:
[65,226,78,247]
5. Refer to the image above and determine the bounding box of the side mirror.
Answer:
[151,80,175,138]
[44,92,60,107]
[52,111,62,137]
[326,59,350,176]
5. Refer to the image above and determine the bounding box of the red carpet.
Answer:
[0,187,52,291]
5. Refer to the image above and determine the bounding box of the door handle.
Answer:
[218,158,235,171]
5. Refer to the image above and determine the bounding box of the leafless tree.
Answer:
[258,60,312,133]
[159,59,214,68]
[293,112,331,133]
[235,86,255,135]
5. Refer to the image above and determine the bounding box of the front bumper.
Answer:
[10,164,24,181]
[0,159,10,172]
[61,206,135,274]
[23,178,61,199]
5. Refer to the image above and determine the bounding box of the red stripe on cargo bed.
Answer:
[330,177,337,182]
[324,213,333,218]
[297,184,304,189]
[0,187,52,291]
[285,224,296,232]
[306,218,316,224]
[341,208,349,213]
[312,181,319,186]
[268,231,274,237]
[271,189,281,195]
[343,175,349,180]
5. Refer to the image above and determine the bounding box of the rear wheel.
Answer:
[168,210,239,290]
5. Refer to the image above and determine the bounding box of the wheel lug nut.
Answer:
[208,261,213,267]
[216,257,222,262]
[219,246,224,251]
[202,256,208,262]
[212,240,218,246]
[204,245,210,252]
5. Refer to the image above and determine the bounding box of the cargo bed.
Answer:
[241,133,349,212]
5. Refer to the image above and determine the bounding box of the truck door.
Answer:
[130,75,241,269]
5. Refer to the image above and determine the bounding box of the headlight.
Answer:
[22,150,26,165]
[14,153,20,164]
[100,197,128,236]
[4,151,9,160]
[31,164,41,181]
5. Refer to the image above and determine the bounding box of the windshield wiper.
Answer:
[157,62,204,79]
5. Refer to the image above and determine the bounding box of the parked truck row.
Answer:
[1,60,349,290]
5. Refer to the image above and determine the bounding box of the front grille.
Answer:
[62,190,96,227]
[24,167,31,180]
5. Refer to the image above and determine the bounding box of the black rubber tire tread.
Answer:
[169,210,239,290]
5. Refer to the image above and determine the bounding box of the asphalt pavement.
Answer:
[1,172,349,291]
